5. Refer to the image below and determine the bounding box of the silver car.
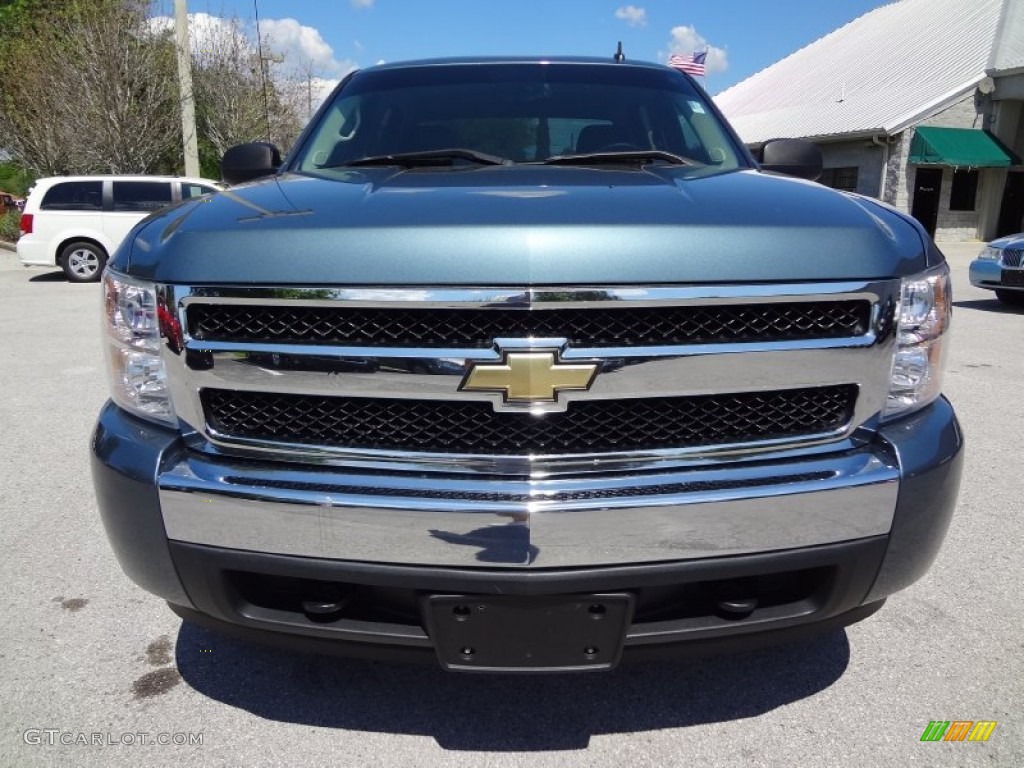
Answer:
[969,235,1024,305]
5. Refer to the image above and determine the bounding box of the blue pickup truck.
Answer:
[92,56,962,672]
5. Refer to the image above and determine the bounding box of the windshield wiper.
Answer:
[540,150,695,166]
[341,149,512,168]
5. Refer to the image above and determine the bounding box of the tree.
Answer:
[0,1,312,178]
[190,16,270,158]
[0,0,180,175]
[191,23,312,157]
[0,0,34,35]
[274,55,325,144]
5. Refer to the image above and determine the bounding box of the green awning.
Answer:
[909,127,1017,167]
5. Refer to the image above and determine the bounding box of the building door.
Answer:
[910,168,942,237]
[996,172,1024,237]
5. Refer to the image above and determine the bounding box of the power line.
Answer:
[253,0,271,143]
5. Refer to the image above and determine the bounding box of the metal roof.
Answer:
[714,0,1008,144]
[990,0,1024,72]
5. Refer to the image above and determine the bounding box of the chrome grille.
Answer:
[1001,248,1023,268]
[163,282,898,473]
[202,385,858,456]
[221,472,834,501]
[187,301,871,347]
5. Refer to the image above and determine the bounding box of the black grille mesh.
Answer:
[187,301,870,348]
[203,385,857,455]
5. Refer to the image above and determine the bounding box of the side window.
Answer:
[40,181,103,211]
[674,95,734,166]
[676,117,703,156]
[679,115,720,164]
[302,96,362,169]
[182,184,218,200]
[819,167,859,193]
[112,181,174,212]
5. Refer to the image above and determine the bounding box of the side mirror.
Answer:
[757,138,823,181]
[221,142,282,185]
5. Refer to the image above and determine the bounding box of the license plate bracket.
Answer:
[422,593,634,672]
[1002,268,1024,287]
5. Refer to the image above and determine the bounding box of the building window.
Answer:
[950,169,979,211]
[820,166,859,192]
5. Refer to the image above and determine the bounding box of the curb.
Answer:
[0,240,16,253]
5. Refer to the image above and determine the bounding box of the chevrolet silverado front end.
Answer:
[92,57,962,672]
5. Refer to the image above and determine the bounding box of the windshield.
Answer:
[293,62,747,172]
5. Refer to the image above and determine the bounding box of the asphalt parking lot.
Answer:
[0,241,1021,768]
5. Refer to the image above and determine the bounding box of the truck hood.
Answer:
[120,166,930,284]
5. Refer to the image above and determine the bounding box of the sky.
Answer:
[160,0,892,100]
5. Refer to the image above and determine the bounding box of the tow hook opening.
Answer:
[300,583,353,622]
[713,578,760,619]
[224,564,831,633]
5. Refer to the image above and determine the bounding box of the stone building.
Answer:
[715,0,1024,242]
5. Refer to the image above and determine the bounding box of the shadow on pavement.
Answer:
[953,298,1024,314]
[28,270,67,283]
[175,620,850,751]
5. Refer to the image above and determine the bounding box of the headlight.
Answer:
[103,271,176,425]
[883,263,951,420]
[976,245,1002,261]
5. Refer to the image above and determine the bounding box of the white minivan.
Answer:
[17,175,221,282]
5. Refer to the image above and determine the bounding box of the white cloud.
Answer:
[151,13,355,114]
[258,19,359,113]
[351,0,375,8]
[260,18,346,74]
[615,5,647,28]
[667,25,727,74]
[148,12,249,56]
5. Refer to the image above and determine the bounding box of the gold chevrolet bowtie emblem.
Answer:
[461,351,599,403]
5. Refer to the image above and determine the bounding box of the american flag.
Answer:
[669,51,707,77]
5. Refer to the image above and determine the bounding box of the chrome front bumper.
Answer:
[93,394,963,637]
[158,446,899,568]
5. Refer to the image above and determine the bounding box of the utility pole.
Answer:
[174,0,200,178]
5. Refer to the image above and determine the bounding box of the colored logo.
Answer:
[461,350,598,407]
[920,721,997,742]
